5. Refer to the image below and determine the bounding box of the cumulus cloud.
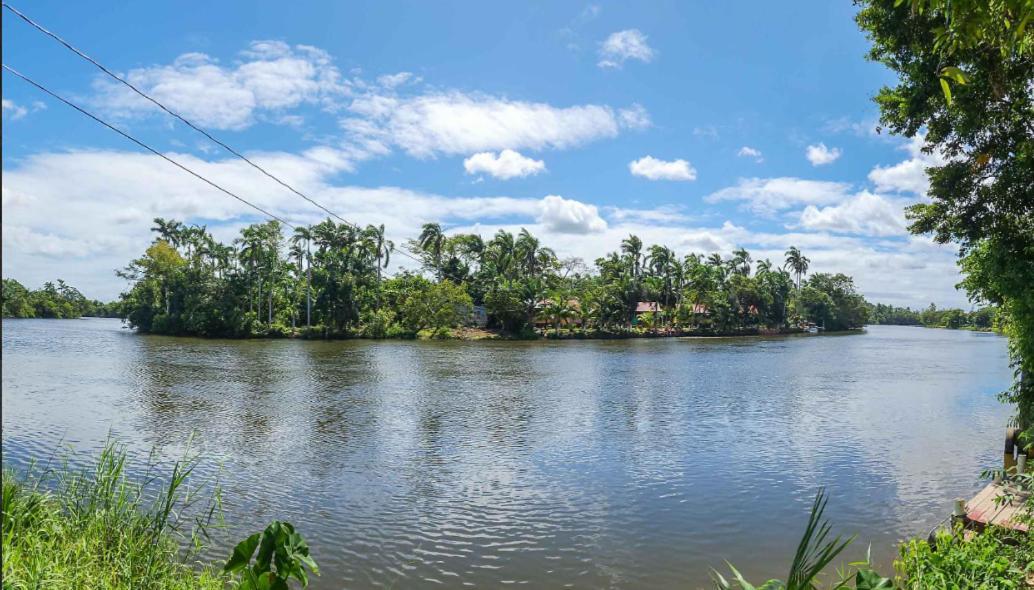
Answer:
[598,29,655,68]
[463,149,546,179]
[805,143,842,166]
[796,191,907,236]
[706,177,850,215]
[868,135,947,196]
[629,156,697,181]
[344,91,639,158]
[737,146,764,163]
[93,41,348,130]
[537,195,607,234]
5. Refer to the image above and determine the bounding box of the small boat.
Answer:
[805,323,819,334]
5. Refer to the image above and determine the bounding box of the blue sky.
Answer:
[2,1,963,305]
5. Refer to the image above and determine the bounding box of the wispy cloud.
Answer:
[598,29,655,68]
[737,146,764,163]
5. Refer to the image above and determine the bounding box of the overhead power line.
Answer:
[2,2,425,266]
[2,63,296,229]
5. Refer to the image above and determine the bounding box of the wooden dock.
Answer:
[965,482,1029,532]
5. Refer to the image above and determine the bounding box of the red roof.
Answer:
[689,303,709,314]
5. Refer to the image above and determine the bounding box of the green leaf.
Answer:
[224,532,261,572]
[939,78,952,105]
[854,569,894,589]
[939,66,968,85]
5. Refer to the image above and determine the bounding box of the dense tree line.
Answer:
[867,302,998,330]
[116,217,869,338]
[1,278,119,319]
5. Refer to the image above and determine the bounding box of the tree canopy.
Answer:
[113,217,869,339]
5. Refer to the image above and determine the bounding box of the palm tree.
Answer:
[291,226,313,327]
[621,234,644,279]
[364,224,393,304]
[730,247,752,276]
[151,217,184,248]
[542,296,577,337]
[418,223,446,279]
[784,246,810,290]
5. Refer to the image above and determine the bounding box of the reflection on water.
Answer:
[2,319,1013,588]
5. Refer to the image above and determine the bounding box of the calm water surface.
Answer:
[1,319,1012,588]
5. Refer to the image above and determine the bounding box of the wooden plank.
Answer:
[965,482,1029,532]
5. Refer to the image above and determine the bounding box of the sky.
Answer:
[1,1,966,306]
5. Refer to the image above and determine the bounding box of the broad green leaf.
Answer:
[224,532,261,572]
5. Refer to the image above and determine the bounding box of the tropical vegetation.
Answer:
[867,302,1000,331]
[1,277,118,319]
[115,217,870,339]
[1,442,317,590]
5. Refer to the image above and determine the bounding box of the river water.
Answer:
[1,319,1013,588]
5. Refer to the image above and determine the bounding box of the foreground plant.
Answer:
[1,442,224,590]
[225,520,319,589]
[712,489,894,590]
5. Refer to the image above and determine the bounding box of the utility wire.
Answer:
[2,2,425,266]
[2,63,295,229]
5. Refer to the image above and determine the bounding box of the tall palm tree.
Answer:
[784,246,810,290]
[621,234,644,279]
[291,226,313,327]
[364,224,393,291]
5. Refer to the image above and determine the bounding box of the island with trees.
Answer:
[108,218,870,339]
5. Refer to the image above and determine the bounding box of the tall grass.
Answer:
[1,441,227,590]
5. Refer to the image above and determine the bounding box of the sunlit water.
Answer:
[1,319,1012,588]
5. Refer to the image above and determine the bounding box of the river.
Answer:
[1,318,1013,588]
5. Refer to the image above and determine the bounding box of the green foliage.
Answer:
[1,277,118,319]
[398,279,472,336]
[224,521,319,590]
[797,274,870,331]
[1,442,224,590]
[117,217,868,339]
[895,526,1027,588]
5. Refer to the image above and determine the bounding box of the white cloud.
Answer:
[94,41,348,130]
[605,205,694,225]
[796,191,907,236]
[463,149,546,179]
[344,91,637,158]
[737,146,764,163]
[805,143,842,166]
[618,103,652,129]
[376,71,417,88]
[597,29,655,68]
[706,177,851,215]
[537,195,607,234]
[629,156,697,181]
[868,135,947,196]
[2,98,28,120]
